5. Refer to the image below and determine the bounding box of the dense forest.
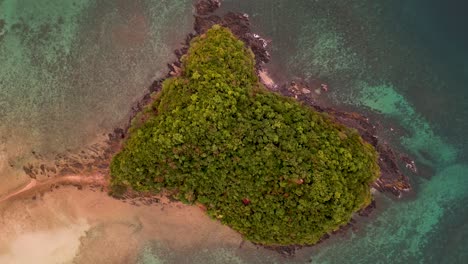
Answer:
[110,25,379,245]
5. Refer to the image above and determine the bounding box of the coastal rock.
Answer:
[262,245,301,258]
[23,165,36,179]
[401,155,417,174]
[195,0,221,16]
[108,128,125,142]
[358,199,376,217]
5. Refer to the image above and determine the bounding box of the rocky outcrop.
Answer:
[195,0,221,16]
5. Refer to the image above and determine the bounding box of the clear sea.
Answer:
[0,0,466,263]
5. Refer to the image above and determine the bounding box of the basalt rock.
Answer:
[195,0,221,16]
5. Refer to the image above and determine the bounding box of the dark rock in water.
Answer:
[48,166,57,174]
[262,245,301,258]
[401,155,418,174]
[23,165,36,179]
[184,33,195,46]
[108,128,125,142]
[374,143,411,196]
[59,167,76,176]
[195,0,221,16]
[194,15,222,34]
[174,48,182,58]
[358,199,376,217]
[70,162,84,170]
[148,79,164,93]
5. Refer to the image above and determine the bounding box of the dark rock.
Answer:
[401,155,417,174]
[23,165,36,179]
[48,166,57,174]
[149,79,164,93]
[185,33,195,45]
[59,167,76,176]
[195,0,221,16]
[358,199,376,217]
[108,128,125,142]
[70,162,84,170]
[262,245,301,258]
[194,15,222,34]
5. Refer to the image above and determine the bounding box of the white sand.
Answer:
[0,222,89,264]
[0,186,243,264]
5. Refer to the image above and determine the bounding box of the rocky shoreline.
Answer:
[11,0,416,257]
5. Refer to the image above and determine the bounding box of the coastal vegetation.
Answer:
[110,25,379,245]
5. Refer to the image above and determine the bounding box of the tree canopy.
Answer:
[110,25,379,245]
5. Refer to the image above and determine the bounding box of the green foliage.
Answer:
[110,25,379,245]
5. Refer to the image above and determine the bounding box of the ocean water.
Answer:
[0,0,193,194]
[1,0,467,263]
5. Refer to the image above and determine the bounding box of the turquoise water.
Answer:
[0,0,193,192]
[1,0,467,263]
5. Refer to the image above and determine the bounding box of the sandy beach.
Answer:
[0,185,245,264]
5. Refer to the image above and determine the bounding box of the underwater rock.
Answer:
[358,199,376,217]
[401,155,418,174]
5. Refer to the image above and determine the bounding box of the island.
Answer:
[110,25,380,246]
[9,0,413,251]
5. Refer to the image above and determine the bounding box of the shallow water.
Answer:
[1,0,467,263]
